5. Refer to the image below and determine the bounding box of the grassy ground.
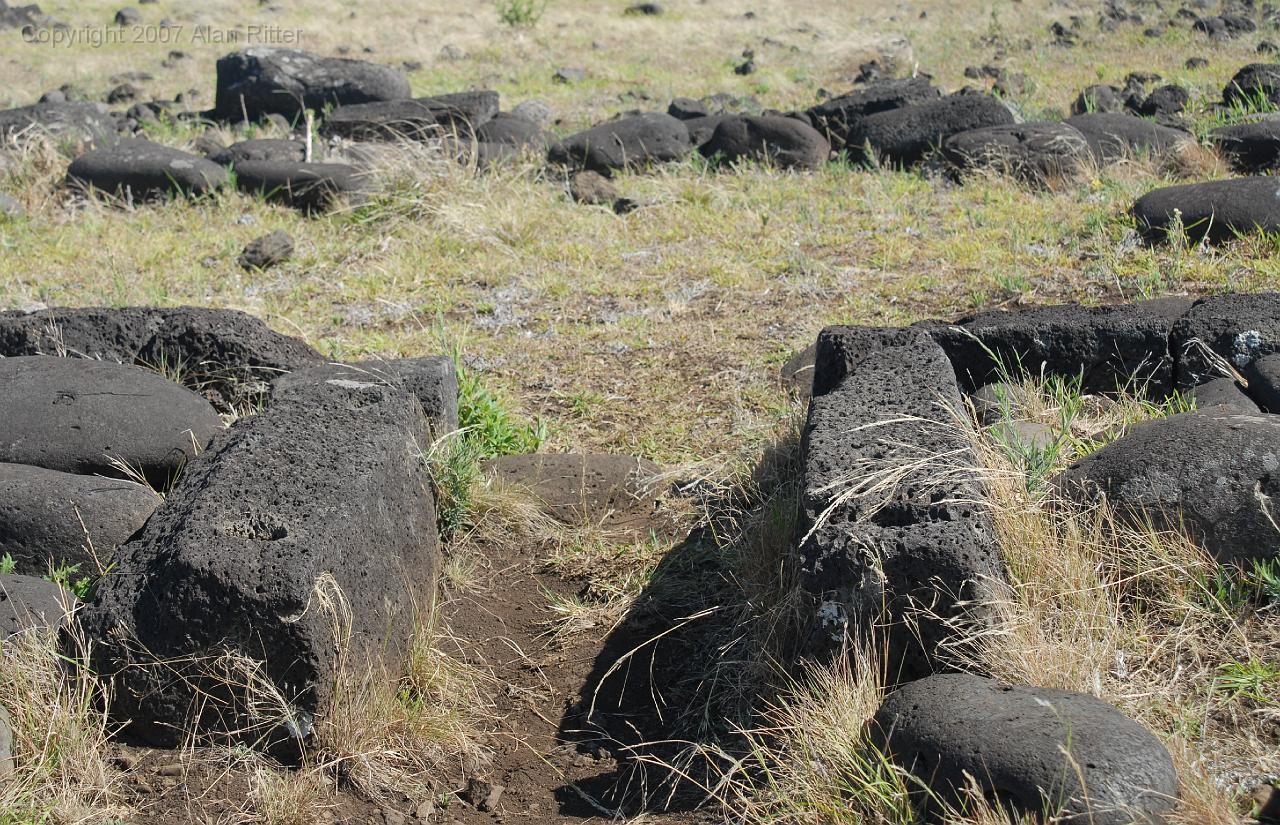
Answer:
[5,0,1280,822]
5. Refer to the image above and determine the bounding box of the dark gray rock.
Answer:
[552,67,585,84]
[1211,118,1280,173]
[680,114,729,148]
[0,462,158,576]
[209,138,307,166]
[1244,353,1280,412]
[0,305,323,410]
[322,91,498,141]
[0,0,47,30]
[1138,84,1189,117]
[113,7,140,25]
[846,94,1015,166]
[942,121,1090,182]
[82,376,439,748]
[1170,293,1280,390]
[798,327,1004,680]
[1072,83,1126,115]
[0,356,223,487]
[67,138,229,199]
[872,674,1179,824]
[271,355,459,435]
[1,574,68,637]
[238,229,294,270]
[1133,176,1280,245]
[1064,112,1190,162]
[667,97,708,120]
[1188,376,1259,412]
[510,99,552,125]
[0,101,116,146]
[806,77,942,151]
[1224,63,1280,108]
[547,112,690,174]
[1060,411,1280,565]
[700,115,830,169]
[475,112,543,146]
[231,160,373,212]
[213,47,411,122]
[920,298,1191,395]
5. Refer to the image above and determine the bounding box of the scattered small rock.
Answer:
[624,2,662,14]
[553,67,585,84]
[113,7,141,25]
[463,778,504,812]
[569,170,617,206]
[238,229,294,270]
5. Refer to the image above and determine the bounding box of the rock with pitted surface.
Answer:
[1169,292,1280,391]
[271,355,459,434]
[0,356,222,487]
[700,114,831,169]
[872,674,1179,825]
[845,93,1014,166]
[547,112,690,174]
[322,91,498,141]
[1223,63,1280,109]
[1064,112,1190,162]
[806,77,941,151]
[1060,411,1280,565]
[232,160,372,212]
[475,112,544,147]
[1133,176,1280,244]
[0,462,159,576]
[238,230,294,270]
[214,47,411,122]
[82,375,439,748]
[943,121,1090,182]
[1211,118,1280,173]
[1188,376,1259,412]
[0,101,116,145]
[0,305,323,409]
[210,138,307,166]
[67,138,228,198]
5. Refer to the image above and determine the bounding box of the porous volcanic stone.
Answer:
[1188,376,1260,412]
[322,97,466,141]
[0,462,158,576]
[0,306,323,409]
[271,355,459,435]
[0,356,222,486]
[83,376,438,748]
[1223,63,1280,109]
[214,47,411,122]
[1211,118,1280,173]
[920,298,1191,395]
[484,453,664,531]
[475,112,544,146]
[942,121,1090,181]
[846,93,1014,166]
[1170,293,1280,390]
[1244,353,1280,412]
[872,674,1179,824]
[67,138,229,198]
[231,160,372,212]
[0,574,68,637]
[547,112,690,174]
[1064,112,1190,162]
[1072,83,1127,115]
[700,114,830,169]
[805,77,941,150]
[210,138,307,166]
[798,326,1004,680]
[238,230,294,270]
[0,101,116,145]
[1060,411,1280,565]
[1133,176,1280,244]
[681,114,729,148]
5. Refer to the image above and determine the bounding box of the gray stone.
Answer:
[798,326,1004,680]
[1072,83,1127,115]
[510,99,552,125]
[214,47,411,122]
[322,92,498,141]
[0,356,223,487]
[83,376,439,748]
[680,114,729,148]
[547,112,690,174]
[1060,411,1280,565]
[271,356,459,435]
[67,138,229,199]
[1211,118,1280,173]
[0,102,116,146]
[1064,112,1190,163]
[0,574,68,637]
[0,462,159,576]
[1188,376,1259,412]
[1223,63,1280,109]
[846,93,1015,166]
[969,382,1031,425]
[1134,177,1280,245]
[475,112,544,146]
[238,229,294,270]
[806,77,942,151]
[921,298,1191,395]
[942,121,1091,182]
[210,138,307,166]
[0,305,323,410]
[700,115,831,169]
[1244,353,1280,412]
[872,674,1179,824]
[231,160,373,212]
[1169,293,1280,391]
